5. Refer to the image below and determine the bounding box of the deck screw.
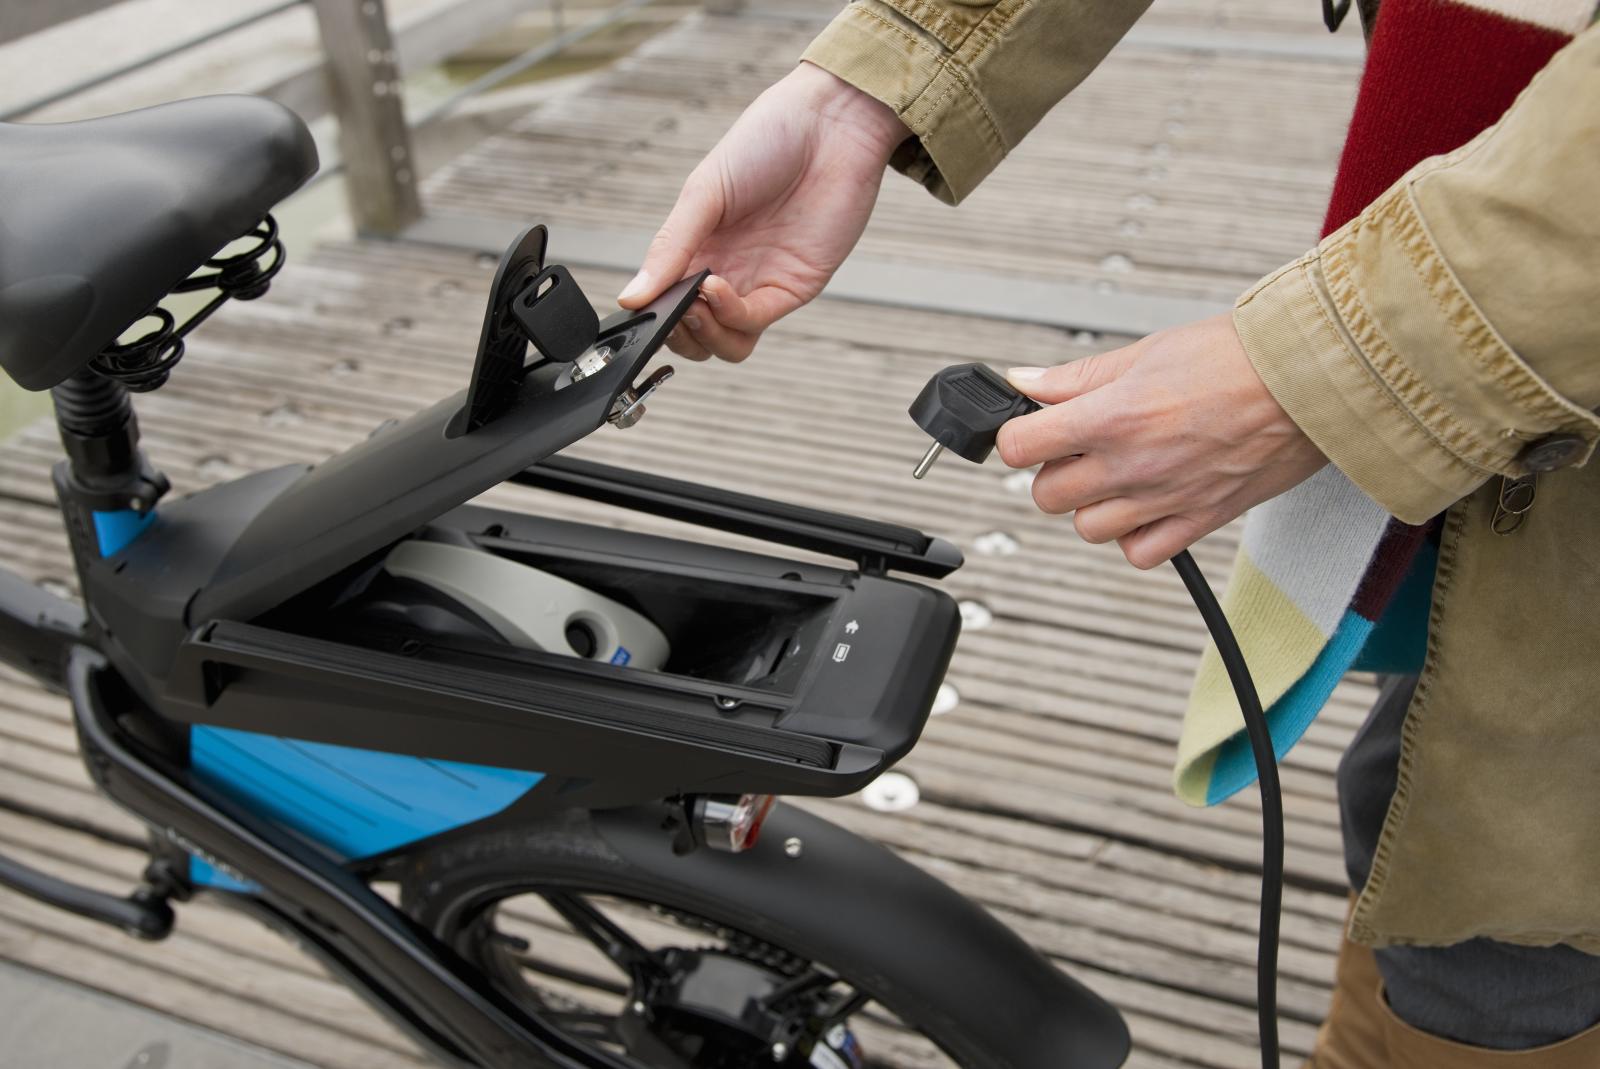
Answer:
[783,837,803,858]
[771,1042,789,1061]
[631,1000,647,1016]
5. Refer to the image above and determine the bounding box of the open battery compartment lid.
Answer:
[187,225,706,624]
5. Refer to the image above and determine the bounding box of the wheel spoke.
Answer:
[758,966,834,1009]
[541,892,664,982]
[820,984,871,1027]
[502,950,629,996]
[544,1008,623,1042]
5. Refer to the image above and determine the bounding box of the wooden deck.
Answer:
[0,2,1370,1067]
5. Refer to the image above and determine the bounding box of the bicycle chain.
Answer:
[642,902,812,979]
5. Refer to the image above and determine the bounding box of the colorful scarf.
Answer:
[1176,0,1597,805]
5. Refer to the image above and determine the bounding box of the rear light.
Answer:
[691,793,778,853]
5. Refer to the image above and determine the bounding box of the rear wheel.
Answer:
[399,813,1008,1069]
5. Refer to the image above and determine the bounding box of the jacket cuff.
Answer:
[800,1,1003,205]
[1234,189,1600,524]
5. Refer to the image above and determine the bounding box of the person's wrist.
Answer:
[792,60,909,158]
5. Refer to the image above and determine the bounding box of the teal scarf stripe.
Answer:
[1205,610,1374,805]
[1203,538,1439,804]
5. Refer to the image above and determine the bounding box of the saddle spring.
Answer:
[90,215,287,391]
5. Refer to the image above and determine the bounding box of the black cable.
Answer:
[1170,549,1282,1069]
[903,366,1285,1061]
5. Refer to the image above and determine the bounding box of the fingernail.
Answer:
[702,279,721,308]
[683,314,701,330]
[1007,367,1046,385]
[617,269,650,303]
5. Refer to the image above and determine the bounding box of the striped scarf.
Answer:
[1175,0,1598,805]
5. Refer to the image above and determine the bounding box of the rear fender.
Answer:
[590,803,1131,1069]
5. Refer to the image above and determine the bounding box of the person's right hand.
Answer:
[617,61,908,362]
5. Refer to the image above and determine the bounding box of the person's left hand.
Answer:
[995,313,1327,569]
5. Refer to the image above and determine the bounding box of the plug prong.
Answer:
[913,441,945,480]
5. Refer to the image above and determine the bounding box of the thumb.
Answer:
[1006,346,1137,404]
[618,170,723,308]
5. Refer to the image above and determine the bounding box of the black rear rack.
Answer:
[513,457,963,579]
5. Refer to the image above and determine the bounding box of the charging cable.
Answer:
[909,363,1283,1068]
[1171,548,1281,1068]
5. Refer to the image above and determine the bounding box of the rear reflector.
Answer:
[692,793,778,853]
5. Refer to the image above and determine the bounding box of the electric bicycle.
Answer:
[0,95,1140,1069]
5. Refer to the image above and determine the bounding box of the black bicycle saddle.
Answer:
[0,95,317,391]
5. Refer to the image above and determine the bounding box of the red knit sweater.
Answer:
[1323,0,1582,237]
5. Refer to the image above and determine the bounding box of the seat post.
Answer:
[50,370,169,559]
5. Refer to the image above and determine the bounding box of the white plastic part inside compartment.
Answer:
[383,539,670,670]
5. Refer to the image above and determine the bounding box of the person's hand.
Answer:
[617,62,908,361]
[996,314,1326,569]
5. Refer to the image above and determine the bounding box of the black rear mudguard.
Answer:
[589,804,1131,1069]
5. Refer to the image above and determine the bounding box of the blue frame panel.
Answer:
[189,726,543,861]
[89,503,545,889]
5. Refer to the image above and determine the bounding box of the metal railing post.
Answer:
[309,0,423,236]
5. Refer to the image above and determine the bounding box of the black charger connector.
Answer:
[907,362,1283,1069]
[908,363,1040,478]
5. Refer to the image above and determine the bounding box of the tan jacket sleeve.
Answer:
[1235,22,1600,525]
[801,0,1153,204]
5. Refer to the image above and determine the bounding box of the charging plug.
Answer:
[907,362,1041,479]
[906,364,1285,1068]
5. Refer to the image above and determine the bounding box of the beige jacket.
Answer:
[806,5,1600,951]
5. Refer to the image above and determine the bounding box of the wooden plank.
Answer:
[1121,23,1365,62]
[416,11,1355,305]
[0,0,130,47]
[0,891,431,1067]
[0,811,430,1064]
[408,211,1234,337]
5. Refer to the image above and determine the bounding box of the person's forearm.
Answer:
[801,0,1153,204]
[1233,21,1600,524]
